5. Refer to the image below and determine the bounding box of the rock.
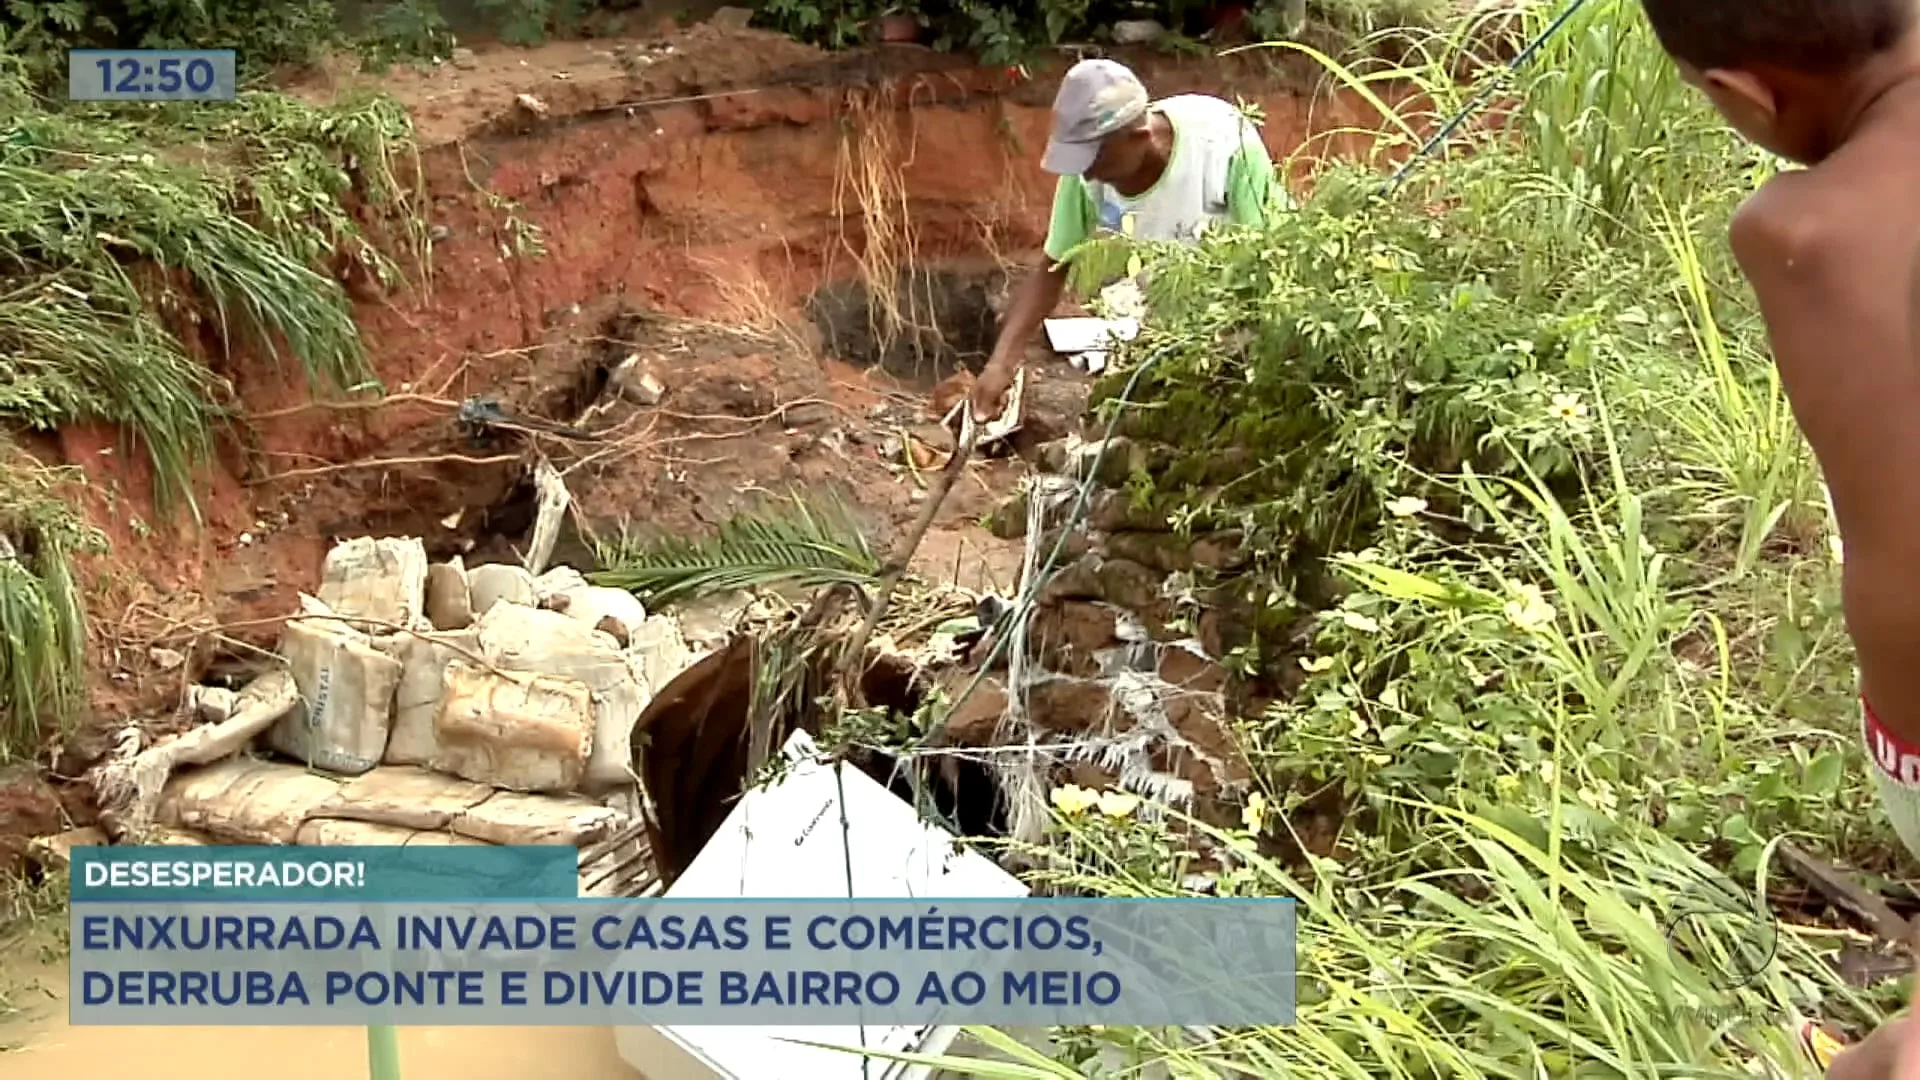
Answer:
[468,563,536,617]
[1102,532,1195,575]
[782,402,837,428]
[451,791,621,847]
[433,660,596,793]
[148,646,186,672]
[450,46,478,69]
[709,5,754,30]
[1157,644,1230,693]
[267,594,404,776]
[986,491,1029,539]
[161,760,342,845]
[190,685,236,724]
[1092,558,1172,623]
[473,603,655,790]
[1033,601,1123,677]
[610,353,666,406]
[1089,491,1171,533]
[316,535,430,631]
[937,676,1008,745]
[0,769,65,871]
[426,557,474,630]
[27,826,106,871]
[1026,677,1117,734]
[385,627,480,767]
[1067,437,1146,488]
[313,766,495,832]
[296,818,420,846]
[1112,18,1166,43]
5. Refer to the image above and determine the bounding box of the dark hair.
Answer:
[1641,0,1916,73]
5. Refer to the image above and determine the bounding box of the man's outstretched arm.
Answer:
[972,177,1094,421]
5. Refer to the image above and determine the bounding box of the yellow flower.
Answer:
[1550,392,1589,422]
[1387,495,1428,518]
[1050,784,1098,816]
[1241,791,1269,833]
[1363,753,1392,767]
[1097,789,1141,819]
[1339,610,1381,634]
[1299,655,1335,674]
[1503,581,1556,633]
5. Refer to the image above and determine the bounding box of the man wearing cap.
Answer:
[969,58,1280,422]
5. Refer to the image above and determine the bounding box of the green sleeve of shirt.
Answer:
[1042,175,1097,264]
[1226,142,1279,228]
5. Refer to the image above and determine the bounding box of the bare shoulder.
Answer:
[1727,167,1845,286]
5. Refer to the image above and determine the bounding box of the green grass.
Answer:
[797,1,1899,1074]
[0,48,426,759]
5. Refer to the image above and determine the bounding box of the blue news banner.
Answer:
[70,847,1297,1027]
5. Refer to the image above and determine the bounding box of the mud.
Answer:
[0,922,632,1077]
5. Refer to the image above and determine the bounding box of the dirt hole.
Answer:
[805,261,1008,389]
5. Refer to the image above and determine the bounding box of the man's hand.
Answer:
[970,359,1017,422]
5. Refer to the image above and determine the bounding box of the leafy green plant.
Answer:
[591,490,881,606]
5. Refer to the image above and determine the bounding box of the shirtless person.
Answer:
[969,58,1277,422]
[1637,1,1920,1074]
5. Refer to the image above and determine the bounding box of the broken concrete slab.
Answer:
[468,563,536,618]
[296,818,420,846]
[317,535,430,631]
[386,628,481,767]
[474,604,648,791]
[426,557,474,630]
[433,660,595,792]
[270,595,404,776]
[451,790,621,847]
[313,766,495,832]
[164,761,343,845]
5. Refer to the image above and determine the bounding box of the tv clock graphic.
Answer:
[69,49,237,103]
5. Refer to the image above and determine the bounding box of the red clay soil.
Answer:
[44,20,1403,778]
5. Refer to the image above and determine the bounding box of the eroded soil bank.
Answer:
[55,24,1390,737]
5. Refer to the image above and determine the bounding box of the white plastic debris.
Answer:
[613,730,1029,1080]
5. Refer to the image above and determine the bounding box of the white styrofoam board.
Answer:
[615,731,1030,1080]
[1043,317,1137,355]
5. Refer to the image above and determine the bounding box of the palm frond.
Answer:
[590,489,882,607]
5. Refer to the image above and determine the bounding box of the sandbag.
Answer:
[268,595,404,775]
[385,628,481,766]
[316,536,429,631]
[451,790,621,847]
[313,766,494,831]
[433,660,594,792]
[473,604,647,791]
[165,761,341,845]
